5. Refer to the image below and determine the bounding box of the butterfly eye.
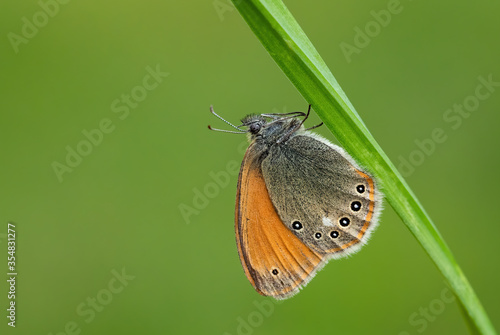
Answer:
[330,231,339,239]
[249,123,261,134]
[314,232,322,239]
[356,185,365,193]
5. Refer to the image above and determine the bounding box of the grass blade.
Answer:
[230,0,496,334]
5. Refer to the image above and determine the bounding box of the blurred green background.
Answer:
[1,0,499,334]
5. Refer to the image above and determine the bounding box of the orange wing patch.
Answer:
[355,170,375,239]
[235,146,323,299]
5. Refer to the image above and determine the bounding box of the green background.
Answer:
[1,0,499,334]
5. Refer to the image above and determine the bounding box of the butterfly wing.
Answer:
[235,143,324,299]
[261,134,382,257]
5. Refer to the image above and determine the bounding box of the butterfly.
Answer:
[209,105,383,299]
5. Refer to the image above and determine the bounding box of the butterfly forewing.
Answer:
[235,143,324,299]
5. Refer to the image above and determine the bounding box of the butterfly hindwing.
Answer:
[261,133,381,257]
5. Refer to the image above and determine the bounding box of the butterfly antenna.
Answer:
[301,105,323,130]
[299,104,324,130]
[261,111,306,118]
[209,106,245,132]
[265,114,303,126]
[298,104,312,128]
[276,105,315,144]
[207,125,246,134]
[306,122,323,130]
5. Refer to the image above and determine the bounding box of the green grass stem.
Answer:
[230,1,496,334]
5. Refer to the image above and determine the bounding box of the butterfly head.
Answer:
[208,105,316,145]
[240,114,302,143]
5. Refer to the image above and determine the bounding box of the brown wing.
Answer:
[260,135,382,257]
[235,144,324,299]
